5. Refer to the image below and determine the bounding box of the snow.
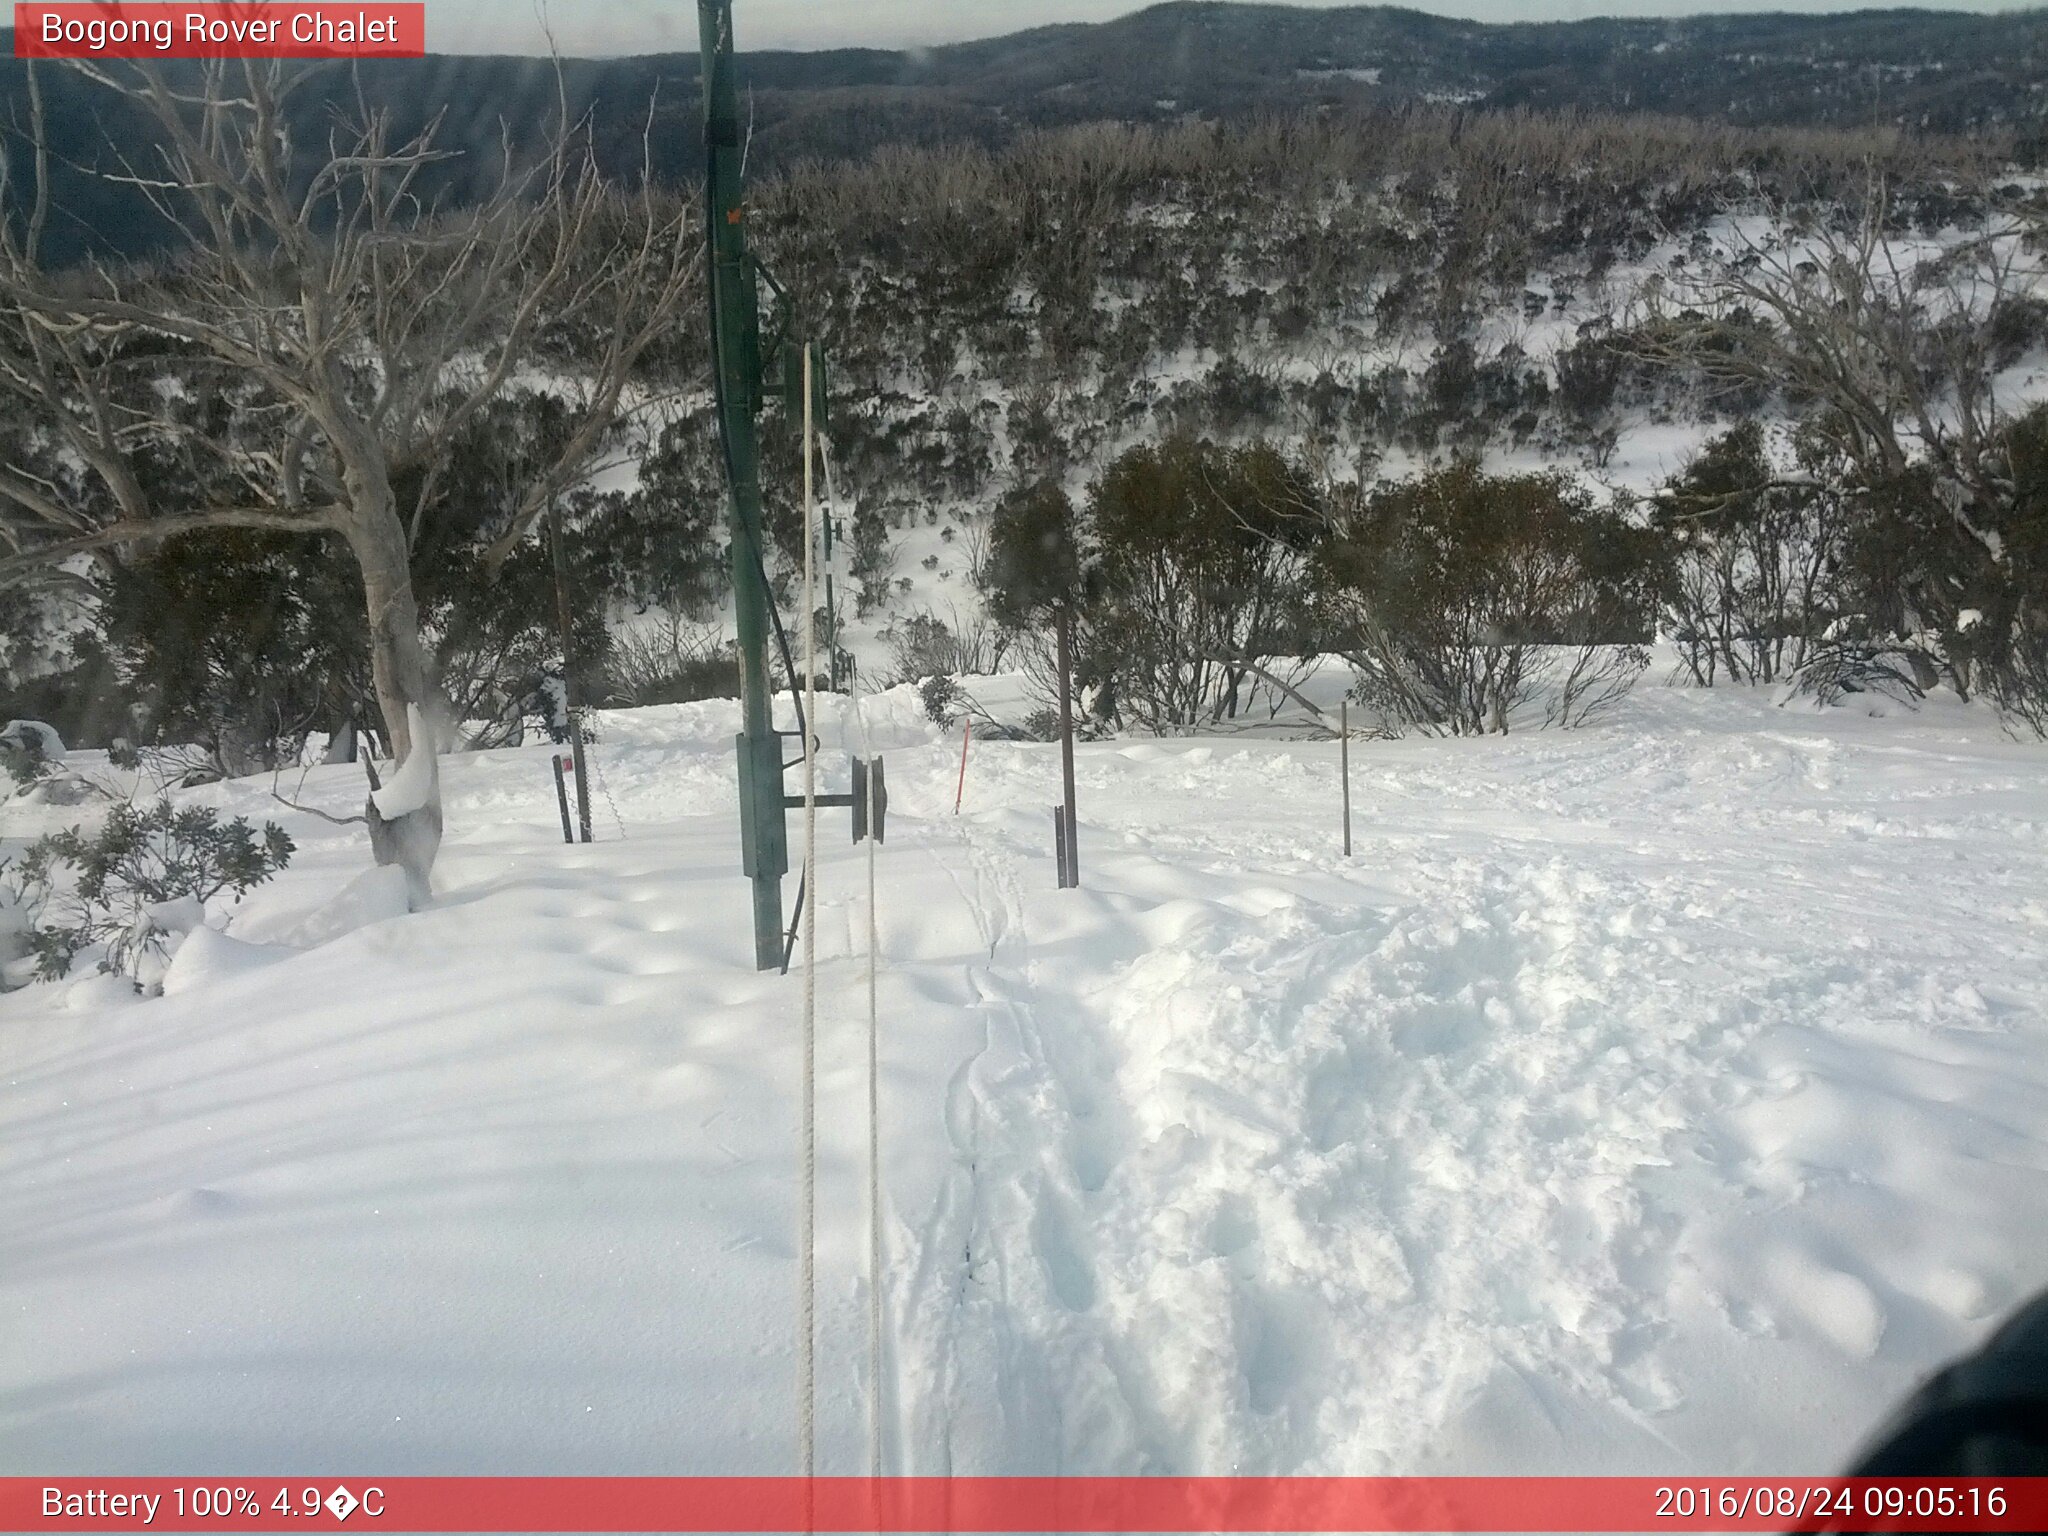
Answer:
[3,671,2046,1476]
[1596,420,1725,499]
[0,719,66,765]
[254,865,413,949]
[369,706,437,820]
[159,926,288,998]
[0,882,31,988]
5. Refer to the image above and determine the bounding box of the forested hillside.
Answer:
[7,95,2045,766]
[4,3,2046,263]
[4,10,2048,776]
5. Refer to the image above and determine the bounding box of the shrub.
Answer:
[1316,465,1663,735]
[981,481,1087,629]
[1988,621,2048,737]
[883,607,1010,685]
[1791,622,1931,709]
[1554,331,1626,425]
[0,720,60,793]
[1972,405,2048,733]
[5,800,294,988]
[1654,423,1847,687]
[920,675,962,728]
[605,619,743,707]
[1084,436,1323,732]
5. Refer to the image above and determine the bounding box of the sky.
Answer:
[431,0,2038,55]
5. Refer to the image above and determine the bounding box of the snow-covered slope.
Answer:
[3,674,2046,1475]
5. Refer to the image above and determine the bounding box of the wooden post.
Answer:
[1057,606,1079,890]
[954,717,972,816]
[548,498,594,844]
[1340,700,1353,859]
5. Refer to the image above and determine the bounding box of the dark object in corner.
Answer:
[1848,1288,2048,1477]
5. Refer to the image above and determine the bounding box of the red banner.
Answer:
[13,5,426,59]
[2,1478,2044,1532]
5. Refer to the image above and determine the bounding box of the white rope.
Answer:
[865,765,882,1475]
[799,343,819,1488]
[821,434,886,1478]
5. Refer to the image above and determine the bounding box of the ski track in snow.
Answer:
[4,676,2047,1476]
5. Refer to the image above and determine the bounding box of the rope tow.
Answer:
[823,435,889,1477]
[797,344,820,1487]
[796,357,891,1479]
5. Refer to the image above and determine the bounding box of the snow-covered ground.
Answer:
[4,670,2047,1477]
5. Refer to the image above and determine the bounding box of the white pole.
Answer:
[799,343,819,1485]
[867,761,883,1476]
[819,433,888,1477]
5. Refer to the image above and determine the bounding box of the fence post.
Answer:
[548,497,594,844]
[954,717,972,816]
[552,754,575,846]
[1058,607,1080,890]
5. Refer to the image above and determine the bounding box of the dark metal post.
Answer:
[823,507,841,694]
[1058,606,1079,890]
[702,0,787,968]
[1340,699,1352,859]
[1053,806,1070,889]
[552,754,575,845]
[547,498,593,844]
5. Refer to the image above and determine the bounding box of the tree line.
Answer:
[953,390,2048,743]
[5,67,2045,911]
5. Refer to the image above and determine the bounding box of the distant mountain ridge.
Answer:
[4,3,2046,262]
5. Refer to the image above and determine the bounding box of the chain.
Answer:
[585,723,628,841]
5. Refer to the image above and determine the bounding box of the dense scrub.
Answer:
[6,103,2047,753]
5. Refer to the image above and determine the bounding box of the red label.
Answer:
[14,4,427,59]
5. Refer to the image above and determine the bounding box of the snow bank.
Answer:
[160,926,290,997]
[279,865,412,948]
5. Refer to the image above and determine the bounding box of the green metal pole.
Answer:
[700,0,786,970]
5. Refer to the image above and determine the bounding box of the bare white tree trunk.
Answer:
[0,56,700,896]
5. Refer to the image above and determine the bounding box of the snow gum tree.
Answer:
[0,60,699,899]
[1644,180,2048,720]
